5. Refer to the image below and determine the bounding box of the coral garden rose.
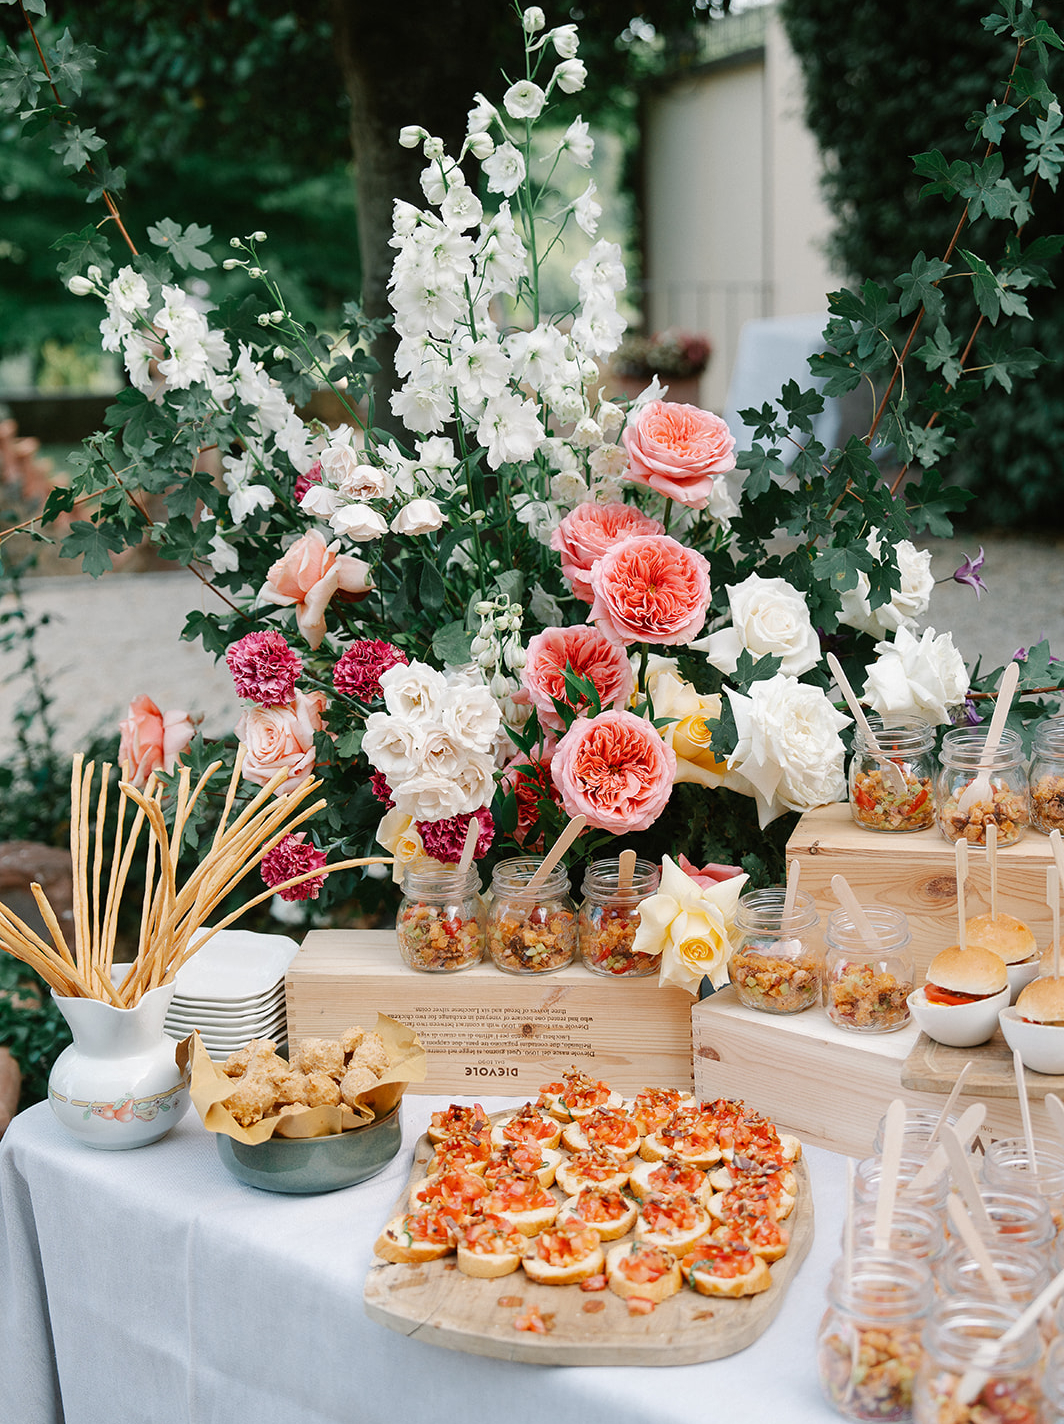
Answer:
[630,853,748,993]
[695,573,821,678]
[551,708,676,833]
[549,501,664,603]
[589,534,711,646]
[622,400,736,509]
[236,688,328,793]
[260,529,373,651]
[118,695,201,788]
[520,624,636,731]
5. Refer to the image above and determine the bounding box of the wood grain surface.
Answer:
[363,1113,814,1366]
[901,1028,1064,1099]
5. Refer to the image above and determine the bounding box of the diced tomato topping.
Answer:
[579,1272,609,1292]
[616,1242,673,1283]
[514,1305,549,1333]
[627,1296,656,1316]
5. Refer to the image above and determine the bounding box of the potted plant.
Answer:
[608,328,712,404]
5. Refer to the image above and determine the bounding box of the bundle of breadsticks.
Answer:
[0,749,391,1007]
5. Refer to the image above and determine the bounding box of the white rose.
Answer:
[299,484,343,519]
[361,714,423,781]
[725,673,850,828]
[415,723,473,780]
[391,498,445,535]
[447,750,498,814]
[379,660,448,722]
[439,684,502,753]
[837,533,934,638]
[862,625,969,726]
[694,574,821,678]
[329,503,389,541]
[392,769,469,822]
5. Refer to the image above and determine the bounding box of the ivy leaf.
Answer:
[76,156,126,201]
[907,423,954,470]
[735,444,786,500]
[959,248,1004,323]
[49,123,106,170]
[1009,65,1056,109]
[976,331,1043,393]
[59,521,128,577]
[777,379,825,434]
[815,543,873,597]
[896,251,950,320]
[914,321,964,385]
[104,388,161,456]
[960,152,1006,221]
[181,610,236,659]
[51,225,113,283]
[47,30,99,98]
[333,731,364,759]
[912,149,972,200]
[155,515,212,565]
[0,49,46,112]
[811,348,863,397]
[146,218,215,271]
[432,620,474,666]
[736,401,780,441]
[419,559,446,613]
[272,359,319,406]
[973,100,1016,144]
[1021,109,1064,191]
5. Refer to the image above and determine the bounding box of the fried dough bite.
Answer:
[292,1038,346,1079]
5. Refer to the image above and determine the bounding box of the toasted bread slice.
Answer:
[639,1129,720,1168]
[605,1241,682,1303]
[683,1239,772,1297]
[707,1163,798,1197]
[712,1216,790,1264]
[557,1188,638,1241]
[707,1186,795,1223]
[455,1215,526,1279]
[521,1224,604,1285]
[635,1193,713,1257]
[629,1156,710,1205]
[490,1108,563,1152]
[373,1212,456,1264]
[555,1152,630,1197]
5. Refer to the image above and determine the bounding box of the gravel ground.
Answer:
[0,529,1062,760]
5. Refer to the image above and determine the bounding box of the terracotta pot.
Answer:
[0,1047,20,1138]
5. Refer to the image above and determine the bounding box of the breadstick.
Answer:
[90,762,112,970]
[29,883,76,968]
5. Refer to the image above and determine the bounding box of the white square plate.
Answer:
[170,930,300,1001]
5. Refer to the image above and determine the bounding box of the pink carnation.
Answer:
[589,534,711,647]
[622,400,736,509]
[551,709,676,834]
[225,631,303,706]
[370,771,395,809]
[416,809,494,864]
[550,502,664,604]
[260,832,328,901]
[333,640,409,701]
[294,460,323,505]
[520,624,635,732]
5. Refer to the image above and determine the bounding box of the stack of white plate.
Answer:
[164,930,300,1061]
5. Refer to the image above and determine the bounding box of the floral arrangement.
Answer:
[2,1,1063,991]
[613,329,712,380]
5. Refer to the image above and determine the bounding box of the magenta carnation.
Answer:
[294,460,323,505]
[370,771,395,809]
[333,639,409,701]
[225,631,303,706]
[260,833,328,902]
[416,809,494,864]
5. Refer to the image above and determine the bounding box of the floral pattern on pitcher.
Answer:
[50,1079,187,1124]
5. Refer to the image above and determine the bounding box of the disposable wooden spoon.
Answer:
[956,838,969,953]
[940,1122,994,1236]
[874,1098,907,1251]
[956,1265,1064,1406]
[617,849,637,891]
[904,1101,985,1196]
[987,821,999,922]
[1013,1048,1039,1177]
[1050,864,1061,981]
[526,815,587,893]
[456,816,480,878]
[827,653,907,797]
[831,874,883,952]
[957,660,1019,816]
[927,1060,975,1145]
[783,857,801,931]
[946,1193,1011,1304]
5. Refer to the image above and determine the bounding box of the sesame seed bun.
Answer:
[964,913,1037,966]
[1015,975,1064,1025]
[926,945,1008,997]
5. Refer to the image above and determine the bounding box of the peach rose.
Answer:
[589,534,711,647]
[622,400,736,509]
[236,688,328,793]
[520,624,636,731]
[260,529,373,651]
[118,695,201,788]
[549,501,664,603]
[551,709,676,834]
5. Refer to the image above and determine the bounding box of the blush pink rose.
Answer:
[551,709,676,834]
[622,400,736,509]
[260,530,373,651]
[589,534,712,647]
[550,502,665,603]
[236,688,328,793]
[118,695,201,788]
[520,624,636,731]
[675,853,745,889]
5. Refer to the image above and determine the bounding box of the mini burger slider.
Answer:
[964,913,1037,968]
[922,945,1008,1007]
[1015,975,1064,1027]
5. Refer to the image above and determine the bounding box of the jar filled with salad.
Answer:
[849,715,936,832]
[935,725,1029,847]
[1029,714,1064,835]
[487,857,577,975]
[824,906,914,1033]
[912,1297,1042,1424]
[578,858,660,977]
[396,865,485,972]
[729,886,821,1014]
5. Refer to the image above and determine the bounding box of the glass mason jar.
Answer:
[982,1136,1064,1236]
[913,1297,1043,1424]
[396,865,485,972]
[486,857,577,975]
[849,716,936,833]
[577,858,660,977]
[817,1251,934,1422]
[972,1185,1057,1252]
[854,1151,950,1221]
[1030,716,1064,836]
[873,1108,959,1155]
[824,906,915,1033]
[728,886,821,1014]
[936,1238,1050,1311]
[935,725,1029,848]
[846,1201,947,1272]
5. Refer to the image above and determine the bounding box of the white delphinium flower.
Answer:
[375,440,421,497]
[420,155,463,207]
[542,377,590,424]
[476,202,528,297]
[572,180,602,236]
[514,495,561,545]
[68,272,100,297]
[415,436,460,493]
[441,182,483,231]
[389,377,454,436]
[450,334,513,407]
[571,300,627,360]
[108,267,151,316]
[552,58,587,93]
[597,401,625,437]
[559,116,594,166]
[466,92,497,135]
[522,6,546,33]
[539,436,583,477]
[482,141,527,197]
[227,480,276,526]
[100,308,133,353]
[588,442,628,484]
[572,240,627,303]
[391,199,424,238]
[504,79,547,120]
[550,470,589,507]
[206,530,239,574]
[399,125,426,149]
[123,334,157,393]
[463,132,494,161]
[504,322,569,391]
[548,23,579,57]
[156,326,211,389]
[477,391,545,468]
[569,416,603,449]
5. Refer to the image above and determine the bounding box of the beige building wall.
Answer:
[641,4,844,414]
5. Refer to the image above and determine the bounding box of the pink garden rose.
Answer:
[260,529,372,651]
[622,400,736,509]
[236,688,328,793]
[551,709,676,834]
[549,501,664,603]
[520,624,636,731]
[118,695,200,788]
[589,533,712,646]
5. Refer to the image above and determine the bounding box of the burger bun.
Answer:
[964,913,1037,966]
[1015,975,1064,1026]
[926,945,1008,998]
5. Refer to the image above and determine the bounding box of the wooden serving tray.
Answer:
[363,1114,814,1366]
[902,1028,1064,1099]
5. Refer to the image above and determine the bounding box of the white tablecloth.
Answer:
[0,1097,848,1424]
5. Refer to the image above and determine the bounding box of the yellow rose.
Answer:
[645,667,730,787]
[630,854,748,993]
[375,808,430,884]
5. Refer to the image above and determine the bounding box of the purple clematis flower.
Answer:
[953,547,987,599]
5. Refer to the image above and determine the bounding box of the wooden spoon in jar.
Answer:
[956,660,1019,816]
[827,653,907,798]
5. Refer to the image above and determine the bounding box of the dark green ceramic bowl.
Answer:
[215,1105,402,1194]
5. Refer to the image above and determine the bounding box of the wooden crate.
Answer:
[786,803,1054,981]
[693,986,1059,1158]
[285,929,696,1096]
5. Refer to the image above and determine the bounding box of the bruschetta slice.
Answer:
[557,1186,638,1241]
[455,1213,527,1279]
[490,1103,563,1152]
[683,1237,772,1297]
[554,1148,630,1197]
[635,1191,713,1257]
[480,1171,560,1236]
[561,1106,642,1162]
[629,1156,710,1205]
[522,1221,604,1285]
[374,1203,458,1263]
[605,1240,682,1305]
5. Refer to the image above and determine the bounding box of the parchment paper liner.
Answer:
[181,1012,426,1145]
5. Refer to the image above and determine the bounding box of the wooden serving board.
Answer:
[363,1114,814,1366]
[902,1028,1064,1099]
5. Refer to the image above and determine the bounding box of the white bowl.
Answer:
[907,984,1010,1048]
[1006,958,1042,1005]
[999,1006,1064,1075]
